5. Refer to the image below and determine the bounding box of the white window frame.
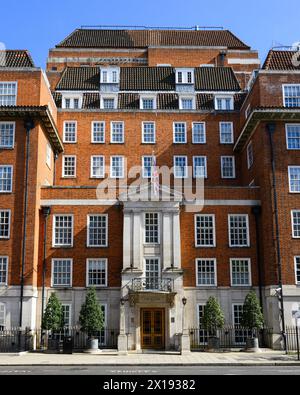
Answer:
[110,121,125,144]
[179,96,196,110]
[176,69,194,84]
[228,214,250,247]
[62,304,72,327]
[193,156,207,179]
[101,95,117,110]
[286,124,300,150]
[52,214,74,248]
[174,156,188,178]
[283,84,300,108]
[90,156,105,179]
[142,122,156,144]
[194,214,216,247]
[86,258,108,287]
[0,210,11,239]
[51,258,73,288]
[140,96,157,110]
[219,122,234,144]
[294,256,300,285]
[0,165,13,193]
[62,95,82,110]
[195,258,217,287]
[192,122,206,144]
[215,95,234,111]
[110,156,125,178]
[230,258,252,286]
[144,257,161,287]
[63,121,77,143]
[173,122,187,144]
[0,122,15,149]
[291,210,300,238]
[100,67,120,84]
[0,256,8,286]
[144,212,160,245]
[142,156,153,179]
[87,214,108,248]
[62,156,76,178]
[247,141,254,169]
[91,121,105,143]
[0,82,17,106]
[288,166,300,193]
[221,156,236,179]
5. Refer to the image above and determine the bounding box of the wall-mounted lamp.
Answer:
[182,297,187,306]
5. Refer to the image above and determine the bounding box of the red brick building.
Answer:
[0,29,299,352]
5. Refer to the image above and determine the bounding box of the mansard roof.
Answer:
[0,50,35,68]
[262,50,300,70]
[55,66,241,92]
[56,29,250,50]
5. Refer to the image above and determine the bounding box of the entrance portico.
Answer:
[118,185,187,352]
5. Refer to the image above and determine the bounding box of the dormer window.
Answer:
[100,67,120,84]
[100,94,117,110]
[140,96,156,110]
[214,95,234,111]
[180,97,195,110]
[176,69,194,84]
[62,95,82,109]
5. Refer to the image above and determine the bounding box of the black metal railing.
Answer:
[286,326,300,354]
[189,326,273,350]
[0,328,34,353]
[130,277,174,292]
[36,327,119,351]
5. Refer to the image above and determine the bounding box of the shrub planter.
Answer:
[207,336,220,352]
[84,338,101,354]
[245,337,261,353]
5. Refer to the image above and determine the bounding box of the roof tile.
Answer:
[263,50,300,70]
[0,50,35,68]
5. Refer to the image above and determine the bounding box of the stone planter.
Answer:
[207,336,220,351]
[85,338,101,354]
[245,337,261,353]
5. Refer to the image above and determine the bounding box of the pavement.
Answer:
[0,349,300,366]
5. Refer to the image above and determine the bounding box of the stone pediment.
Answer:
[119,182,183,204]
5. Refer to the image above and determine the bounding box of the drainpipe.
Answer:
[266,123,287,352]
[251,206,264,311]
[41,206,51,342]
[18,119,35,351]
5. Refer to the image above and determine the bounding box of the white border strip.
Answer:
[41,199,260,206]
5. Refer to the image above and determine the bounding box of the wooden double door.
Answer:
[141,308,165,350]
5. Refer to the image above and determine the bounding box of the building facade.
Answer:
[0,29,300,352]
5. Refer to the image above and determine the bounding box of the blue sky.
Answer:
[0,0,299,68]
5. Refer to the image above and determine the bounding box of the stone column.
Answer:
[133,211,142,270]
[162,212,172,269]
[118,301,128,355]
[123,211,132,270]
[181,299,191,355]
[173,211,181,269]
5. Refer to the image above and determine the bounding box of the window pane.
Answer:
[287,125,300,149]
[92,122,105,143]
[0,166,12,192]
[52,259,72,286]
[193,156,206,178]
[88,215,107,246]
[284,85,300,107]
[64,122,76,143]
[197,259,216,285]
[221,157,235,178]
[143,122,155,143]
[0,257,8,284]
[174,156,187,178]
[289,167,300,192]
[145,213,159,244]
[0,123,14,148]
[195,215,215,246]
[145,258,160,289]
[0,83,17,106]
[229,215,249,247]
[111,156,124,178]
[174,123,186,143]
[220,122,233,144]
[88,259,107,286]
[63,156,76,177]
[54,215,73,246]
[192,123,205,143]
[292,211,300,237]
[231,259,250,285]
[111,122,124,143]
[91,156,104,178]
[0,211,10,238]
